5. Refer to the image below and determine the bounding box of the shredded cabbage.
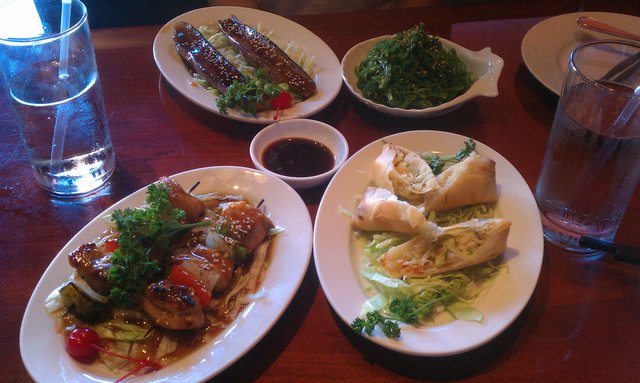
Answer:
[93,319,153,342]
[361,254,500,324]
[427,203,495,227]
[357,203,502,326]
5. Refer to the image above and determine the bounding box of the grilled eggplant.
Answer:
[218,15,316,98]
[173,21,245,93]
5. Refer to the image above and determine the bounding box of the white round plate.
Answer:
[341,35,503,117]
[314,131,543,356]
[521,12,640,95]
[20,166,313,382]
[153,6,341,124]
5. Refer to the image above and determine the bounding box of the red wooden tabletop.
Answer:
[2,0,639,381]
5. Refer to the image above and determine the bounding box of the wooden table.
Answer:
[2,0,639,381]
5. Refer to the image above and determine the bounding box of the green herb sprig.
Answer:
[108,183,210,307]
[387,298,420,325]
[217,68,288,115]
[351,311,401,339]
[423,138,476,175]
[351,298,440,339]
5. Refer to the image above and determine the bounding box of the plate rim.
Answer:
[521,11,640,95]
[19,165,313,382]
[313,130,544,356]
[152,5,342,124]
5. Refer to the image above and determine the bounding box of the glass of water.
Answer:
[0,0,115,196]
[535,40,640,254]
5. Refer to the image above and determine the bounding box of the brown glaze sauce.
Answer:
[262,137,334,177]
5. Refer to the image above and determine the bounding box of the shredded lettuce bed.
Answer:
[357,204,502,327]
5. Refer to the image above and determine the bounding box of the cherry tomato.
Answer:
[270,91,292,110]
[65,327,162,380]
[103,238,119,254]
[65,327,101,363]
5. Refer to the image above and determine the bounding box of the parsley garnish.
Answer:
[217,68,287,115]
[423,138,476,175]
[350,298,428,339]
[351,311,401,339]
[107,183,210,307]
[381,319,401,339]
[388,298,420,325]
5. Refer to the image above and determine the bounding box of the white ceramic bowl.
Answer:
[341,35,504,118]
[250,119,349,189]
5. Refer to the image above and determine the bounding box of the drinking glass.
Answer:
[535,40,640,254]
[0,0,116,196]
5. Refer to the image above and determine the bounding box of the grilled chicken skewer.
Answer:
[218,15,316,98]
[66,178,276,331]
[173,21,245,93]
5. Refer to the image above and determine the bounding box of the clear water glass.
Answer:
[535,40,640,254]
[0,0,116,196]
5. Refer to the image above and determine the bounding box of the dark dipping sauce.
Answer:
[262,137,334,177]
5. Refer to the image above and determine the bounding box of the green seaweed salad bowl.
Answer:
[341,29,504,118]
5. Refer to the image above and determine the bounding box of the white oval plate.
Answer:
[341,35,503,118]
[314,131,543,356]
[20,166,313,382]
[521,12,640,95]
[153,6,341,124]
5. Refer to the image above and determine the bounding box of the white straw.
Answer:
[50,0,72,174]
[611,86,640,133]
[58,0,71,78]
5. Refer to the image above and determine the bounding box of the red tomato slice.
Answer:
[168,266,212,307]
[270,91,292,109]
[103,239,119,254]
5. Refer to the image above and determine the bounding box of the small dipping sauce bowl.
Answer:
[250,119,349,189]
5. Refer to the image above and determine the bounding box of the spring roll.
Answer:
[378,218,511,278]
[352,187,440,234]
